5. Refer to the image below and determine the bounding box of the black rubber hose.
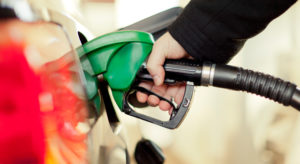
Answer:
[291,88,300,110]
[213,65,300,111]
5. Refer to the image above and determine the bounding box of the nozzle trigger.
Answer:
[123,82,194,129]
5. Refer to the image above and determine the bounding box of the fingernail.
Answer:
[153,75,161,85]
[168,108,173,115]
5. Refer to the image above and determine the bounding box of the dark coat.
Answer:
[168,0,297,63]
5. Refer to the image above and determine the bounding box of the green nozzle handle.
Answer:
[77,31,154,112]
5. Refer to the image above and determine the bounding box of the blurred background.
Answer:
[76,0,300,163]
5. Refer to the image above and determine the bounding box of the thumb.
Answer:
[146,45,166,86]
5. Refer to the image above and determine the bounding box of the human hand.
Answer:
[136,32,191,114]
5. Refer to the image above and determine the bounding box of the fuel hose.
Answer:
[208,63,300,111]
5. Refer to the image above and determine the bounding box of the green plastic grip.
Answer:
[76,31,154,112]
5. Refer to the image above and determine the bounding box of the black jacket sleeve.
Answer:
[168,0,297,64]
